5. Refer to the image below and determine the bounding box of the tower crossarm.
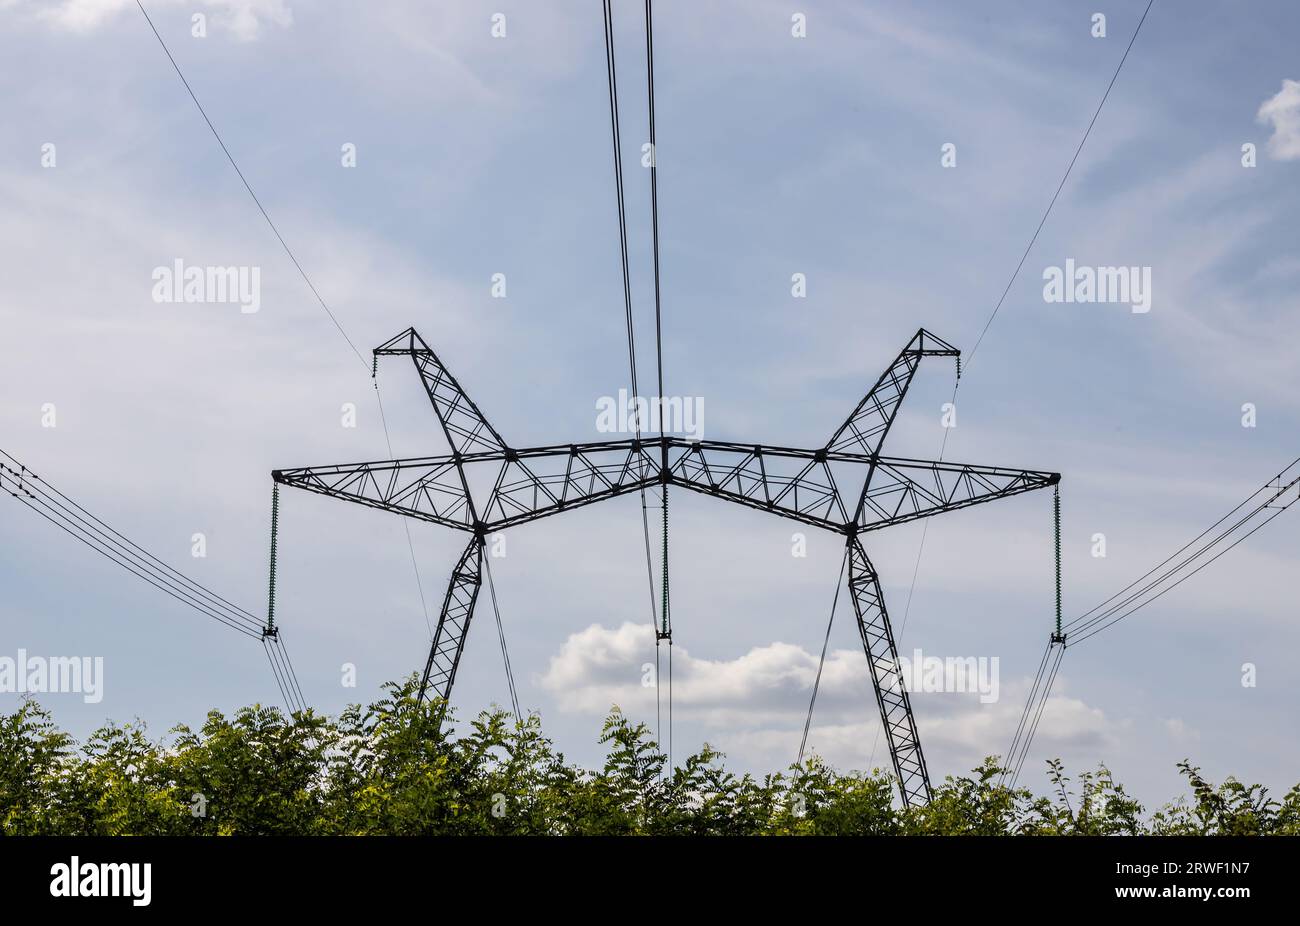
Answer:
[273,456,478,532]
[664,440,856,534]
[483,439,662,531]
[273,441,664,535]
[855,456,1059,532]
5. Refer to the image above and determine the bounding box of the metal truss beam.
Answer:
[857,457,1059,531]
[275,442,1057,536]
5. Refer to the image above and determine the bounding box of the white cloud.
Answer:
[540,622,1115,773]
[4,0,292,40]
[540,621,862,727]
[1256,78,1300,161]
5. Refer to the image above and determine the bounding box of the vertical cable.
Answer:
[644,0,674,772]
[604,0,667,757]
[484,555,522,723]
[798,546,850,765]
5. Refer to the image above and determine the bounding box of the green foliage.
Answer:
[0,698,76,834]
[0,683,1293,835]
[1148,761,1300,835]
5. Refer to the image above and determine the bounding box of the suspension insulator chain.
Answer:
[265,482,281,637]
[1052,484,1063,643]
[659,485,671,641]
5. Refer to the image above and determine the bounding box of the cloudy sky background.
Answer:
[2,0,1298,807]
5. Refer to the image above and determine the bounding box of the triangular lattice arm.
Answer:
[667,442,852,533]
[827,328,958,456]
[856,457,1060,532]
[273,457,476,531]
[485,441,660,530]
[376,328,508,457]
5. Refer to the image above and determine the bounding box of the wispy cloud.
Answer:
[3,0,293,40]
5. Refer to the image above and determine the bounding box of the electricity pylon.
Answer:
[273,326,1059,807]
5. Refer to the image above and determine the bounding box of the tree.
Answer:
[3,684,1296,836]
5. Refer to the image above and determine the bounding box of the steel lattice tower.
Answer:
[273,326,1059,807]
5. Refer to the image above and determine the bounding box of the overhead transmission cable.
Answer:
[1002,455,1300,784]
[798,547,850,766]
[999,489,1063,787]
[135,1,363,367]
[1004,641,1064,787]
[871,0,1155,782]
[1000,637,1053,785]
[484,555,522,723]
[2,452,265,638]
[964,0,1156,370]
[136,0,508,707]
[1065,457,1300,646]
[1,449,306,714]
[643,0,674,771]
[601,0,668,758]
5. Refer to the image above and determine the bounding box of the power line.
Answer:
[1000,637,1053,785]
[888,1,1155,781]
[483,555,521,723]
[1002,454,1300,783]
[601,0,645,421]
[373,375,436,640]
[268,632,307,712]
[602,0,666,756]
[1068,489,1298,647]
[1066,457,1300,640]
[644,0,666,412]
[3,450,263,628]
[134,0,439,686]
[10,488,260,638]
[3,452,263,633]
[966,0,1156,369]
[1009,643,1063,787]
[2,449,306,713]
[135,0,364,368]
[798,546,850,765]
[1065,456,1300,636]
[263,631,307,714]
[643,0,675,772]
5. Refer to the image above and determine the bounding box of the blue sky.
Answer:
[2,0,1299,808]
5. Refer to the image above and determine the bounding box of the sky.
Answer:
[1,0,1298,809]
